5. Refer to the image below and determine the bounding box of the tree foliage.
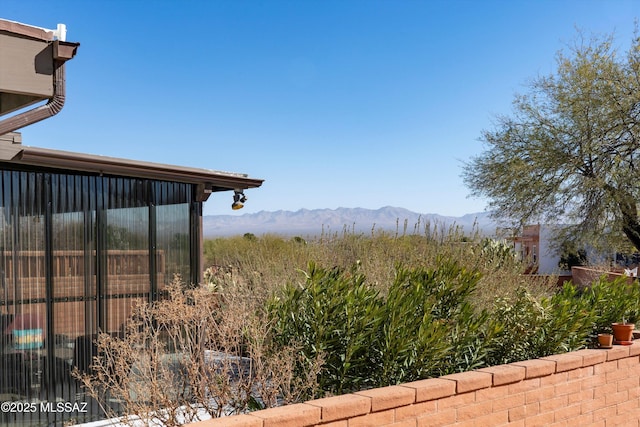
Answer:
[463,29,640,252]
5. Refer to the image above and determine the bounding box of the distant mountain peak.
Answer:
[202,206,494,238]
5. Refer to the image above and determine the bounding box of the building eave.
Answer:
[5,145,263,200]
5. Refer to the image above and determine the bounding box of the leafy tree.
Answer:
[463,29,640,252]
[243,232,257,241]
[558,241,588,271]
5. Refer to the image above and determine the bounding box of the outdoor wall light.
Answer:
[232,190,247,210]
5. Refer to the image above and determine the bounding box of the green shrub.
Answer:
[268,262,383,395]
[268,260,499,396]
[206,230,640,401]
[542,284,595,353]
[578,276,640,338]
[487,284,595,365]
[376,267,451,385]
[382,261,500,379]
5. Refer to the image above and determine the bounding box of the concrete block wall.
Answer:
[571,266,635,288]
[188,342,640,426]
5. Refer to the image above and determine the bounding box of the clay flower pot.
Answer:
[612,322,635,344]
[597,333,613,349]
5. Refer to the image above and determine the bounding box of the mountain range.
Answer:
[202,206,497,238]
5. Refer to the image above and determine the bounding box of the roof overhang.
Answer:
[0,19,79,117]
[0,133,263,202]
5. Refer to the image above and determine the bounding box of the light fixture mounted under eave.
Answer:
[232,189,247,210]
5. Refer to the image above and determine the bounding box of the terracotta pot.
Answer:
[597,333,613,348]
[612,323,635,343]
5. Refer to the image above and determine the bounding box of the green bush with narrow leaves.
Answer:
[578,275,640,338]
[268,259,501,397]
[268,258,640,399]
[207,231,640,400]
[384,261,500,379]
[487,285,595,366]
[267,262,384,395]
[484,276,640,366]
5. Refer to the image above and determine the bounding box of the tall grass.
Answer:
[203,221,556,310]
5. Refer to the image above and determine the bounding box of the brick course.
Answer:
[187,342,640,426]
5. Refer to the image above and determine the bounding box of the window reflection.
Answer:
[0,170,195,426]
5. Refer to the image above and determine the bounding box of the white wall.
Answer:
[537,225,564,275]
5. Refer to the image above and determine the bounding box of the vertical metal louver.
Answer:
[0,168,196,426]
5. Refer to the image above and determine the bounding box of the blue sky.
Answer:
[3,0,639,216]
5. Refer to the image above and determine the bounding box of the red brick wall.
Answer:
[188,342,640,426]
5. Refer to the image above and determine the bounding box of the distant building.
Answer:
[512,224,570,275]
[512,223,628,280]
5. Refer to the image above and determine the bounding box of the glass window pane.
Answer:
[156,203,191,288]
[1,172,47,408]
[105,207,149,334]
